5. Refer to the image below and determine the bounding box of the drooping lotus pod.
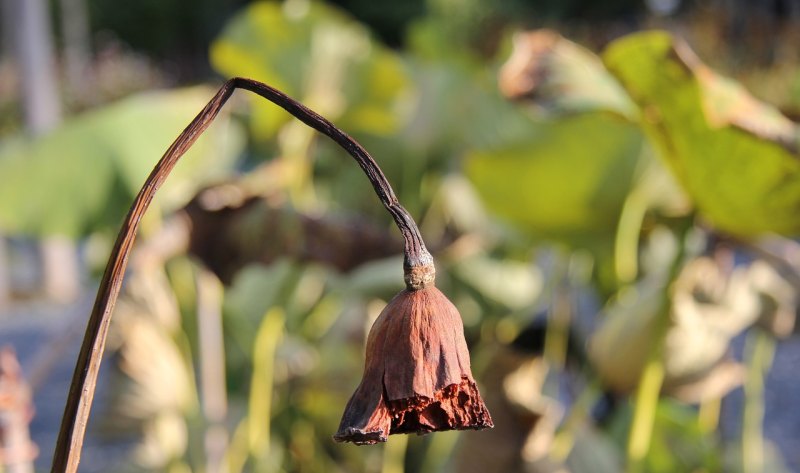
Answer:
[335,285,493,445]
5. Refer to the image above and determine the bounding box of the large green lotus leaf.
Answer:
[210,2,410,139]
[465,113,644,243]
[603,31,800,237]
[0,87,243,237]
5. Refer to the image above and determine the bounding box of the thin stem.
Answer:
[248,307,284,469]
[51,82,235,473]
[195,269,229,473]
[550,381,601,461]
[232,78,432,274]
[741,329,774,473]
[697,395,721,434]
[625,223,690,473]
[52,77,432,473]
[626,352,666,473]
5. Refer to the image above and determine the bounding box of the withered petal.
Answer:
[335,286,493,444]
[387,377,493,435]
[334,390,391,445]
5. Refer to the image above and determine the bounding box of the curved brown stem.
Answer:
[51,78,432,473]
[232,78,432,273]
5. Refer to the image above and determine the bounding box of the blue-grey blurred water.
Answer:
[0,294,134,473]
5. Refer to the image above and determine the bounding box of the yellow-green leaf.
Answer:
[210,2,410,139]
[603,31,800,237]
[465,113,644,244]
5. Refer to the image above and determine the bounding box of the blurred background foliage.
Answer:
[0,0,799,472]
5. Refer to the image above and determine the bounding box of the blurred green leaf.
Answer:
[603,31,800,237]
[498,30,636,118]
[223,261,296,348]
[342,256,404,297]
[649,401,722,472]
[317,59,536,220]
[610,399,722,473]
[210,1,410,139]
[452,255,542,310]
[406,60,535,152]
[465,113,644,244]
[0,87,243,237]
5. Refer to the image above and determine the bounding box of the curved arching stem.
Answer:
[233,79,432,272]
[51,78,433,473]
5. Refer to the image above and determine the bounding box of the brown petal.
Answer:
[335,286,493,445]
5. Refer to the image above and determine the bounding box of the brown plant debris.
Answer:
[183,186,402,284]
[0,347,38,467]
[335,286,493,445]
